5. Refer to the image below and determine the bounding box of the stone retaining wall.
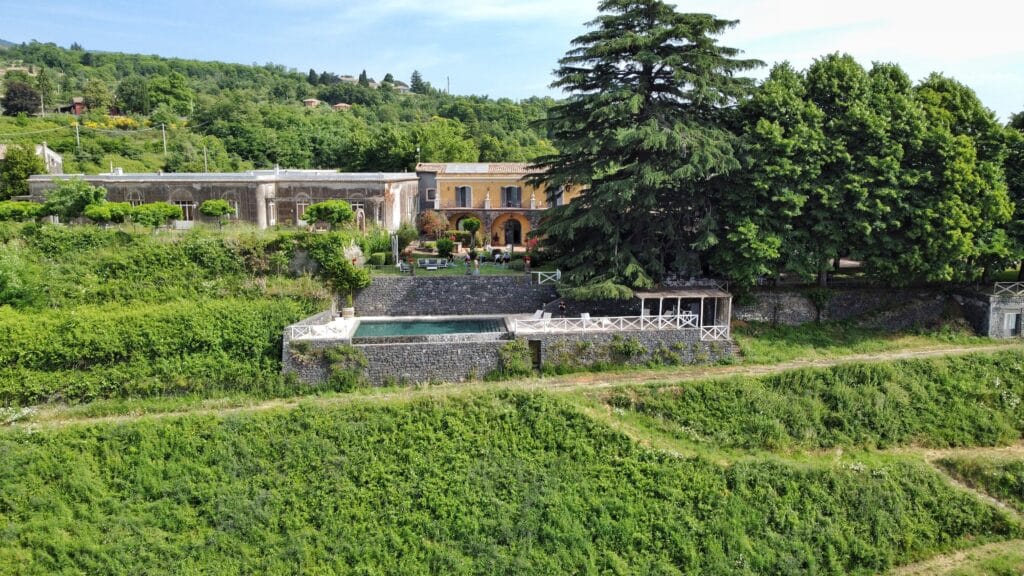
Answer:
[353,276,558,316]
[530,330,732,369]
[733,288,949,328]
[358,341,506,384]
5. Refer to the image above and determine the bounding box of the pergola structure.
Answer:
[635,288,732,330]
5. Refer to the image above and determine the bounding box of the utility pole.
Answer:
[75,122,80,151]
[203,145,208,172]
[161,124,167,155]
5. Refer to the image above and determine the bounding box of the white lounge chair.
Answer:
[580,312,591,329]
[531,310,544,320]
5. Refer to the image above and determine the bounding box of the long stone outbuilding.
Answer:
[27,169,420,231]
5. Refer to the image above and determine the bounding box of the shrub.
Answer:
[396,222,418,251]
[304,200,354,229]
[42,178,107,221]
[0,201,43,221]
[494,338,533,378]
[324,344,368,391]
[416,209,448,238]
[608,335,645,363]
[198,199,236,227]
[0,298,308,372]
[133,202,182,228]
[83,201,133,224]
[436,237,455,258]
[368,252,387,266]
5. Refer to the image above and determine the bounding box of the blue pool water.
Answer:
[354,319,506,338]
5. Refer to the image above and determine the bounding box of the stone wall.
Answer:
[353,276,558,316]
[358,341,505,384]
[733,288,950,328]
[530,330,732,370]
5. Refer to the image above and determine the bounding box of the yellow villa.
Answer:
[415,162,582,247]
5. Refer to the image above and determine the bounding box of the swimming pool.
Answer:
[354,318,507,338]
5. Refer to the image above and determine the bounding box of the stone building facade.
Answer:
[28,170,419,231]
[415,163,582,247]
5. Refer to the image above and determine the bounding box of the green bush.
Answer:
[602,351,1024,451]
[367,252,387,266]
[937,457,1024,512]
[0,393,1017,574]
[493,338,533,378]
[436,237,455,258]
[0,298,307,371]
[324,344,368,392]
[0,201,43,221]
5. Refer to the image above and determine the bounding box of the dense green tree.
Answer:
[711,63,827,285]
[148,72,193,115]
[116,75,150,114]
[415,117,478,163]
[43,178,107,221]
[308,68,318,85]
[531,0,761,292]
[914,74,1014,281]
[0,145,46,200]
[410,70,427,94]
[358,70,369,87]
[1005,121,1024,278]
[82,78,113,112]
[1,81,40,115]
[35,67,56,109]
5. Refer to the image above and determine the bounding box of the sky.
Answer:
[1,0,1022,121]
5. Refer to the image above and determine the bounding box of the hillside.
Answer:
[0,38,14,48]
[0,40,557,174]
[0,221,1022,573]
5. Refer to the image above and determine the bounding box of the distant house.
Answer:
[331,102,352,111]
[302,98,324,108]
[339,75,357,84]
[393,81,411,94]
[0,142,63,174]
[55,97,86,115]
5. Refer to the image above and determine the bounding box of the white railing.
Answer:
[516,313,719,335]
[700,326,730,341]
[532,269,562,285]
[288,323,348,340]
[994,282,1024,297]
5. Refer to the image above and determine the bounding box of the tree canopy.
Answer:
[532,0,762,291]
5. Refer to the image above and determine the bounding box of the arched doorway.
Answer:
[504,219,522,245]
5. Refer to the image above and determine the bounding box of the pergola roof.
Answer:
[636,289,731,300]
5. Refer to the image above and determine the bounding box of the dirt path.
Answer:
[888,539,1024,576]
[7,342,1021,430]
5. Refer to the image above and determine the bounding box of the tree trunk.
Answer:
[818,269,828,287]
[1017,260,1024,281]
